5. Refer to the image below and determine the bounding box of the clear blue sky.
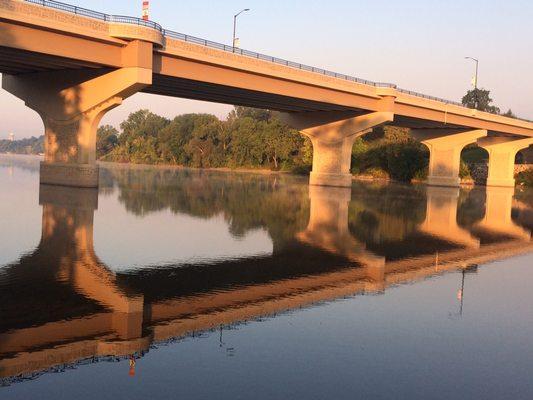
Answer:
[1,0,532,138]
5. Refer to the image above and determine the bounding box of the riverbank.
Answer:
[3,153,532,187]
[98,160,293,176]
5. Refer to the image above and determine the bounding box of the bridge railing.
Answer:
[162,30,395,88]
[20,0,532,122]
[24,0,163,31]
[395,88,464,107]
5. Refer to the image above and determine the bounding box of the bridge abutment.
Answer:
[478,137,533,187]
[282,111,393,188]
[412,129,487,187]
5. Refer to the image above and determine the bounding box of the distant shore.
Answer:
[98,160,292,176]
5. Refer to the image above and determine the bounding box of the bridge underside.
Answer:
[0,47,101,74]
[0,46,469,131]
[144,75,468,130]
[146,74,359,113]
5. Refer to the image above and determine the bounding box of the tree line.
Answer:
[98,107,311,172]
[0,136,43,154]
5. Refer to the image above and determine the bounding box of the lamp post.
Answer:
[465,56,479,89]
[233,8,250,52]
[465,56,479,109]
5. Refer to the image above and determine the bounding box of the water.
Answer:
[1,154,533,400]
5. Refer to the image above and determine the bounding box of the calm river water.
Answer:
[1,154,533,400]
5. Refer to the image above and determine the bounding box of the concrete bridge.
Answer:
[1,0,533,188]
[1,183,531,381]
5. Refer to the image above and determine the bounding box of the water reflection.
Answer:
[1,162,532,386]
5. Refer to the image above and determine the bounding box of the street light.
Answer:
[465,56,479,109]
[233,8,250,52]
[465,56,479,89]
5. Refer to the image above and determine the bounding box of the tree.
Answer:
[96,125,119,158]
[502,109,517,118]
[461,88,500,114]
[119,109,169,143]
[183,114,224,167]
[98,106,311,172]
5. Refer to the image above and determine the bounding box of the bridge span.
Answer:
[1,0,533,188]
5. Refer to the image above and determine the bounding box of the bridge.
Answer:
[1,179,532,381]
[1,0,533,188]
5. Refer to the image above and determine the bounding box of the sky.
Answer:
[1,0,532,139]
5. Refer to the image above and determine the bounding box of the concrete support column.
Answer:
[478,137,533,187]
[2,40,153,187]
[412,129,487,187]
[282,110,394,188]
[307,134,357,187]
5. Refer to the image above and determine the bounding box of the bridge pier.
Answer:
[478,137,533,187]
[2,41,152,188]
[282,111,393,187]
[412,129,487,187]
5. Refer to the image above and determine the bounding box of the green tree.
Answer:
[183,114,225,167]
[96,125,119,158]
[502,109,517,118]
[461,88,500,114]
[99,106,310,172]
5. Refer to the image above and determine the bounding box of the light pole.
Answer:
[465,56,479,109]
[465,56,479,89]
[233,8,250,52]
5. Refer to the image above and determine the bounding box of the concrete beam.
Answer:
[478,137,533,187]
[412,129,487,187]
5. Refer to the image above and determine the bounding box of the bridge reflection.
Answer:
[1,177,532,383]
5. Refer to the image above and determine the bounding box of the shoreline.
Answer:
[98,160,293,176]
[1,153,527,187]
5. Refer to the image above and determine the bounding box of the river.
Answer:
[1,154,533,399]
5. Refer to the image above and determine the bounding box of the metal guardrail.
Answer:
[20,0,532,122]
[396,88,463,107]
[24,0,163,30]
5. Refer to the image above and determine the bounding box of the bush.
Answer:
[365,167,390,180]
[459,160,472,179]
[386,142,428,182]
[351,137,428,182]
[290,164,312,175]
[413,167,428,181]
[516,168,533,186]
